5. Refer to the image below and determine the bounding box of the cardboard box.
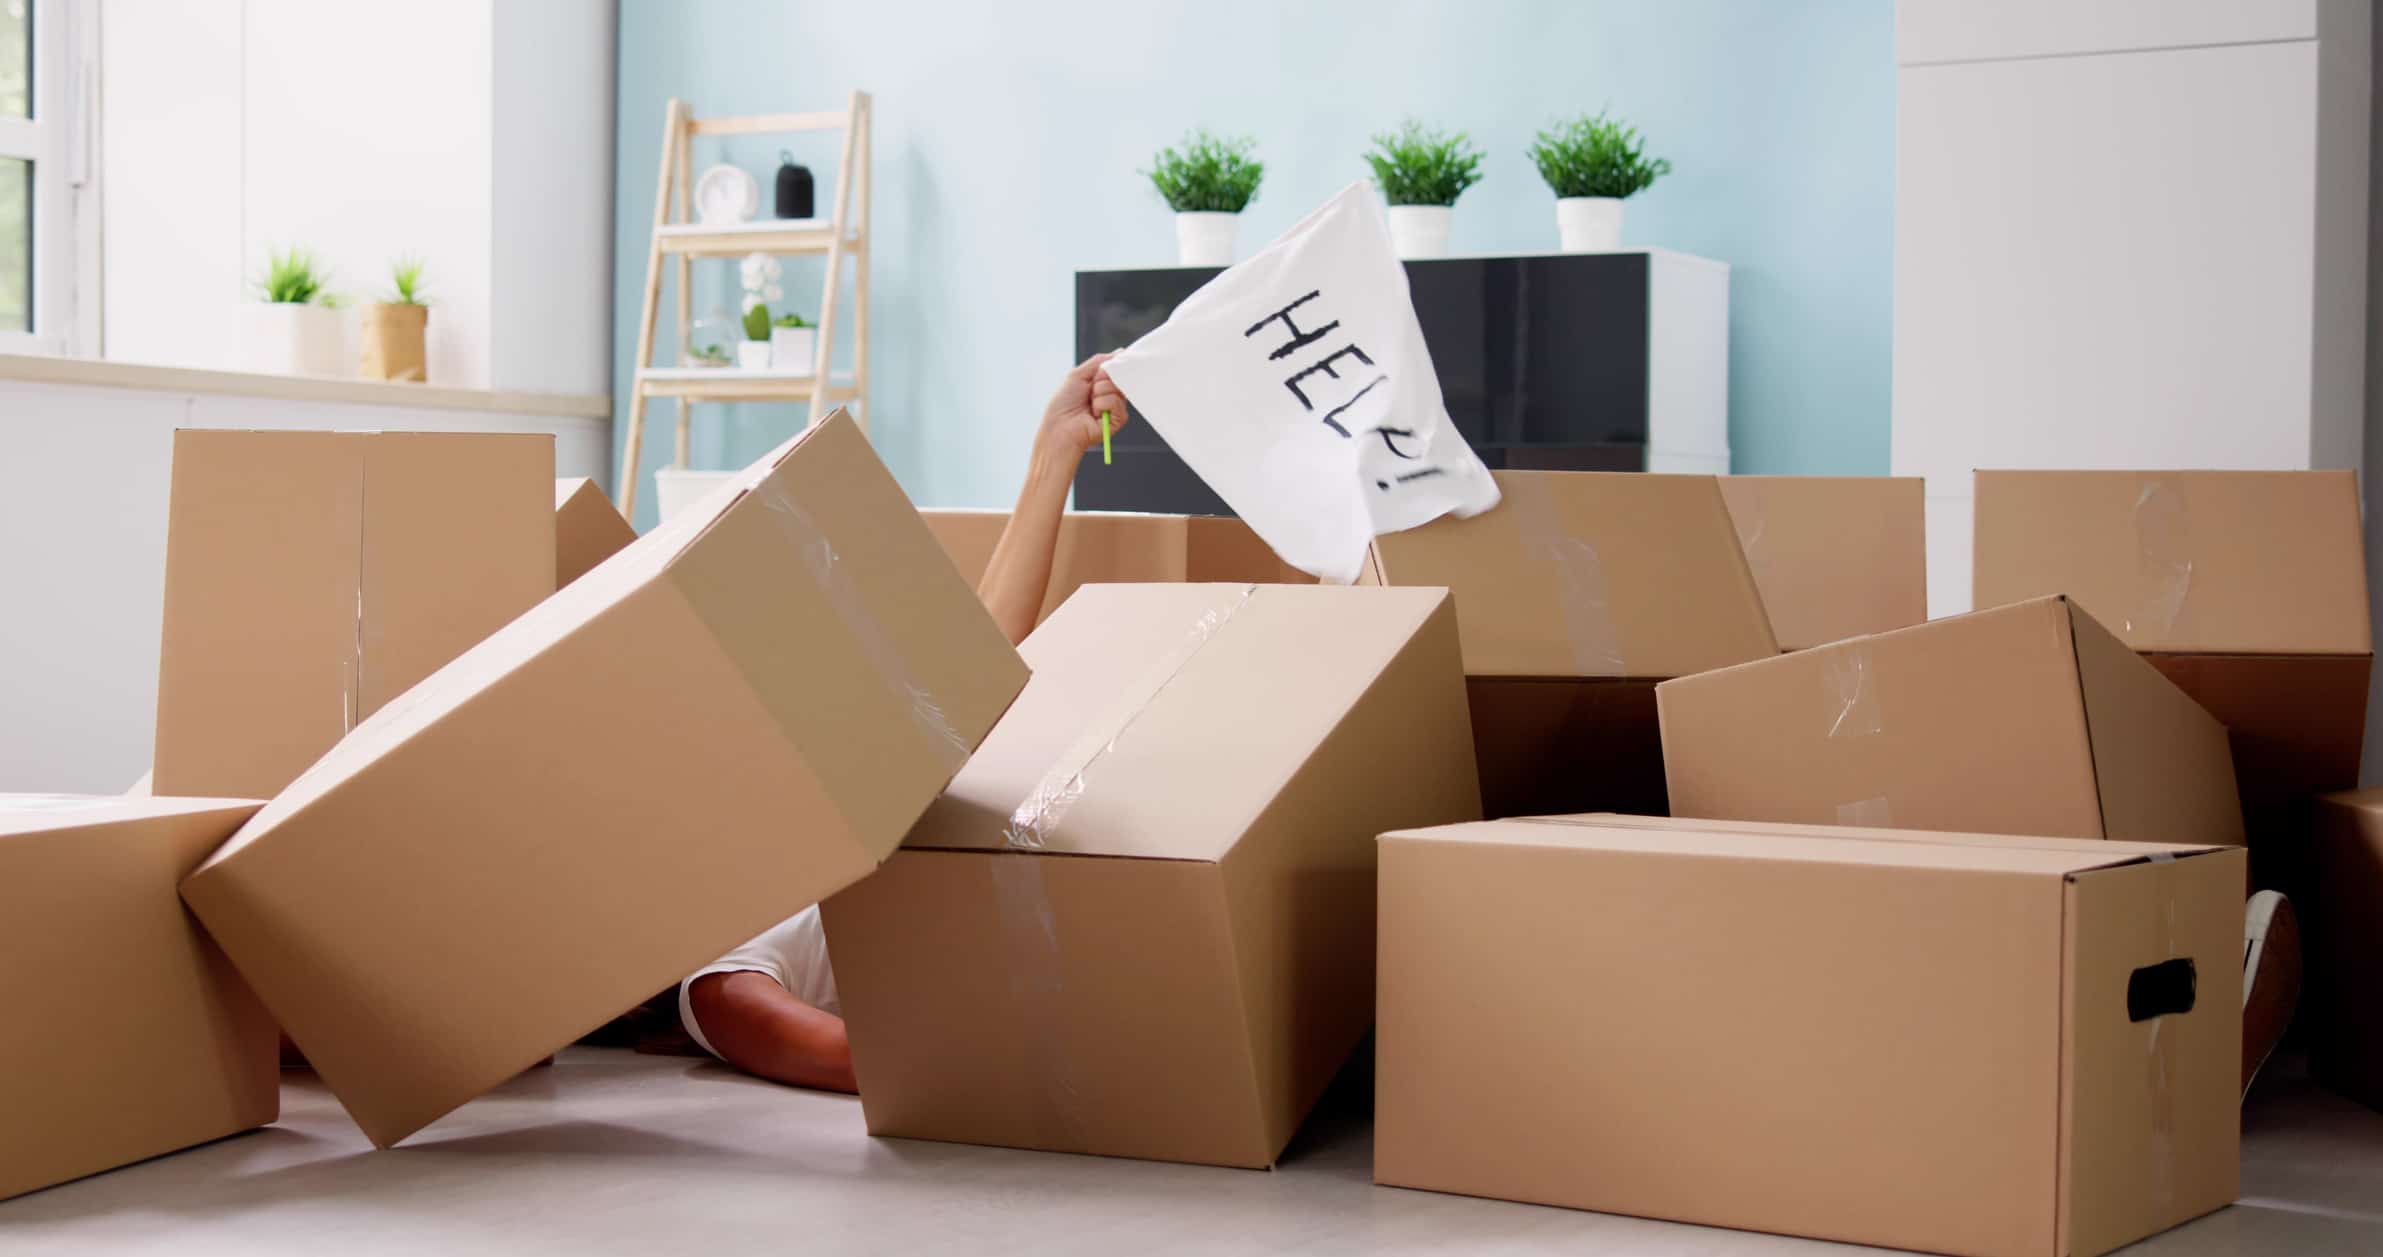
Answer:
[179,412,1026,1148]
[2,795,276,1201]
[153,430,556,800]
[1360,470,1777,817]
[823,582,1481,1168]
[1718,475,1927,650]
[920,508,1313,627]
[1658,595,2245,846]
[2310,791,2383,1111]
[555,476,637,589]
[1975,470,2372,883]
[1376,813,2243,1257]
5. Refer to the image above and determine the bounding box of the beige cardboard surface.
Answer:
[2310,791,2383,1112]
[153,431,555,800]
[1,795,277,1202]
[1718,475,1926,650]
[825,582,1480,1167]
[554,476,637,589]
[1375,815,2241,1257]
[1366,470,1774,817]
[921,509,1310,627]
[1657,596,2244,846]
[179,412,1025,1149]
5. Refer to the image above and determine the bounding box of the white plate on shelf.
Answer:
[695,164,760,225]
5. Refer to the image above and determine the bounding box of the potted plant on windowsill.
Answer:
[738,251,783,370]
[1146,130,1263,267]
[359,255,429,382]
[240,247,343,377]
[1529,112,1671,252]
[769,311,816,374]
[1364,121,1484,260]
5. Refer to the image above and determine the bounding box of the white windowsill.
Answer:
[0,353,612,421]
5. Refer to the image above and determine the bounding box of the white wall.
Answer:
[99,0,612,395]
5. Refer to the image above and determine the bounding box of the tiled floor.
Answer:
[4,1049,2380,1255]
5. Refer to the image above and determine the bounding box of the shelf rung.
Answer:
[688,111,848,137]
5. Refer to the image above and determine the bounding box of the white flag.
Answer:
[1103,182,1501,584]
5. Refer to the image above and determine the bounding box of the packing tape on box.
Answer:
[1824,642,1882,739]
[1729,481,1775,589]
[1004,586,1257,849]
[757,483,973,771]
[336,456,369,735]
[986,853,1089,1152]
[2146,867,2182,1215]
[1835,796,1893,827]
[2130,479,2194,641]
[1505,474,1628,675]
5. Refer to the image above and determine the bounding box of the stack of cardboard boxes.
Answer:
[5,442,2370,1257]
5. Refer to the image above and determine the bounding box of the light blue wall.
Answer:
[612,0,1894,528]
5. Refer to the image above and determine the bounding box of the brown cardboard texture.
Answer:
[1658,595,2244,847]
[179,411,1027,1149]
[823,582,1481,1168]
[920,508,1313,627]
[1362,470,1776,817]
[1974,470,2372,856]
[1718,475,1927,650]
[1376,814,2243,1257]
[555,476,637,589]
[153,430,555,800]
[2310,791,2383,1111]
[1,795,277,1202]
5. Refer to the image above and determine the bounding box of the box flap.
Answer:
[1367,470,1777,678]
[1975,470,2372,656]
[0,794,262,839]
[1386,815,2197,878]
[1554,812,2232,863]
[906,583,1452,860]
[2065,602,2246,847]
[554,476,637,589]
[1717,476,1926,650]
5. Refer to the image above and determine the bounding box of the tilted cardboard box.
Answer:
[920,508,1312,626]
[1361,470,1777,818]
[180,412,1026,1148]
[1,795,276,1201]
[554,476,638,590]
[1974,470,2371,882]
[1718,475,1927,650]
[824,582,1481,1168]
[2310,791,2383,1112]
[153,430,555,800]
[1376,813,2243,1257]
[1658,595,2244,847]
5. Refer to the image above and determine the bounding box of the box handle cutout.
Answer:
[2127,958,2196,1022]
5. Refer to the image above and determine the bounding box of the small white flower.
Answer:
[741,293,763,313]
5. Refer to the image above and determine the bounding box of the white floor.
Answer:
[4,1049,2381,1255]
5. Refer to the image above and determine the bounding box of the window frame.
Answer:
[0,0,98,356]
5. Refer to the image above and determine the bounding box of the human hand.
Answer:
[1035,352,1131,466]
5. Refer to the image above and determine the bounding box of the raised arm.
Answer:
[976,353,1130,646]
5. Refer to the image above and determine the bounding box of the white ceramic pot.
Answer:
[1386,205,1453,260]
[1556,197,1625,252]
[653,468,741,524]
[1175,211,1239,267]
[736,341,773,371]
[238,302,345,377]
[770,325,817,374]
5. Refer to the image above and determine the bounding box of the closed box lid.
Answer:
[1365,470,1777,679]
[1718,475,1927,650]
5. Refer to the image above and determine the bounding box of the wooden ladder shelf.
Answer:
[616,92,872,520]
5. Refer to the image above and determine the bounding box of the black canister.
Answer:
[776,151,815,219]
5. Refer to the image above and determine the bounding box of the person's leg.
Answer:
[2242,889,2302,1098]
[684,971,855,1093]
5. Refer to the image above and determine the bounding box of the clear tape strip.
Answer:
[1004,587,1256,850]
[756,482,972,772]
[988,854,1087,1153]
[2129,479,2194,640]
[1505,474,1627,675]
[1824,642,1882,739]
[2146,876,2180,1215]
[1731,481,1773,588]
[1835,796,1893,828]
[338,452,369,735]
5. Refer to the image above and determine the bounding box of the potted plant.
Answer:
[1528,112,1671,252]
[1364,121,1484,260]
[240,246,343,377]
[769,310,816,374]
[359,255,429,382]
[1146,130,1263,267]
[738,251,783,370]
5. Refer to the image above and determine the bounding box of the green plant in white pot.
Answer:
[1529,112,1671,252]
[737,252,784,370]
[241,247,343,377]
[768,310,816,375]
[1146,130,1263,267]
[1364,121,1484,260]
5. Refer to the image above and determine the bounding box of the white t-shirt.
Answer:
[677,905,841,1060]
